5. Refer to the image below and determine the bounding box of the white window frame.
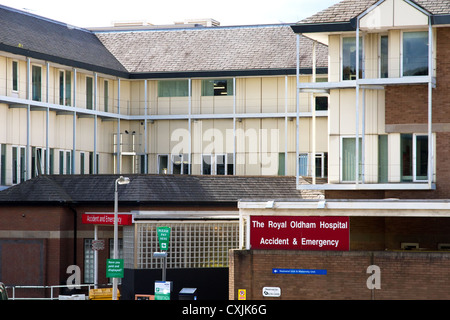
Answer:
[157,154,169,174]
[400,29,429,78]
[12,145,26,185]
[59,69,72,106]
[201,154,212,175]
[12,60,19,93]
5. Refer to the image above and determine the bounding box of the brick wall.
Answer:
[229,249,450,300]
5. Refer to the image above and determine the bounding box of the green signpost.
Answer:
[106,259,124,278]
[157,226,171,251]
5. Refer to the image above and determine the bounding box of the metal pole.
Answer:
[94,225,98,289]
[113,181,118,300]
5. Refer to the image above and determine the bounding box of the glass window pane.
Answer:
[380,35,388,78]
[158,80,189,97]
[86,77,93,109]
[202,155,212,175]
[403,31,428,76]
[342,37,362,80]
[32,66,41,101]
[342,138,362,182]
[401,134,413,181]
[201,79,233,96]
[12,61,18,91]
[378,135,388,183]
[416,135,428,180]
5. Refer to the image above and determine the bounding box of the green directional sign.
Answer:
[106,259,124,278]
[157,226,171,251]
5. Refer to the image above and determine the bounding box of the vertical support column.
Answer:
[284,75,288,176]
[72,69,77,175]
[355,22,360,186]
[26,58,31,180]
[46,62,50,175]
[117,78,121,174]
[311,41,316,184]
[144,79,148,174]
[94,73,98,174]
[428,20,433,188]
[296,34,300,186]
[188,78,192,174]
[233,77,237,175]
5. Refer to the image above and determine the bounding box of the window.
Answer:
[298,153,308,176]
[315,96,328,111]
[202,155,212,175]
[216,154,226,175]
[158,154,169,174]
[158,80,189,97]
[89,152,99,174]
[403,31,428,76]
[59,150,72,175]
[401,134,428,182]
[80,152,85,175]
[342,37,363,80]
[12,61,18,92]
[201,79,234,96]
[32,65,41,101]
[66,151,72,174]
[104,80,109,112]
[134,221,240,269]
[12,146,26,184]
[342,137,362,182]
[84,239,95,284]
[380,35,389,78]
[172,154,190,174]
[59,70,72,106]
[315,153,328,178]
[49,148,54,174]
[31,147,46,178]
[227,154,234,175]
[0,145,6,185]
[278,153,285,176]
[378,135,388,183]
[86,76,93,109]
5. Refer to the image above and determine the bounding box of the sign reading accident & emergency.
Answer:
[250,216,349,251]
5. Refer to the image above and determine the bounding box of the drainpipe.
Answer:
[68,205,78,266]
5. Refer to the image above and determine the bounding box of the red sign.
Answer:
[250,216,349,251]
[82,213,133,226]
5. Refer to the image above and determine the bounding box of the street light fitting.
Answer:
[117,176,130,185]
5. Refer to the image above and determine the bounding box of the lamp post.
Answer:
[113,176,130,300]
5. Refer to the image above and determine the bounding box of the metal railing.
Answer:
[7,283,99,300]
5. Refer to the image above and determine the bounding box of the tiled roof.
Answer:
[299,0,450,25]
[94,25,328,74]
[0,5,128,76]
[0,174,323,204]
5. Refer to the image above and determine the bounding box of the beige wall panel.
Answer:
[170,97,189,115]
[394,0,428,27]
[287,76,297,113]
[388,30,401,78]
[0,56,6,96]
[30,111,46,147]
[287,118,296,153]
[9,108,27,145]
[130,81,145,116]
[148,81,158,115]
[199,97,214,114]
[76,118,94,151]
[360,0,394,30]
[0,104,8,143]
[261,77,278,113]
[364,34,378,79]
[243,78,261,113]
[388,133,401,182]
[328,135,340,183]
[377,90,386,134]
[363,134,379,183]
[329,35,341,82]
[191,79,201,115]
[214,96,233,114]
[298,118,310,153]
[315,118,329,152]
[98,120,115,153]
[169,120,189,155]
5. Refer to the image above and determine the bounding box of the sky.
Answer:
[0,0,340,28]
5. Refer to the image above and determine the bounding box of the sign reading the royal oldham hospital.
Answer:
[250,216,349,251]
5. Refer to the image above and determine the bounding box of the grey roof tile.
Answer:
[298,0,450,25]
[0,174,323,204]
[94,25,328,73]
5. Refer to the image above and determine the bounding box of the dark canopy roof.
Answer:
[0,174,323,205]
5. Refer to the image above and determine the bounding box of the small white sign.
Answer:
[262,287,281,297]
